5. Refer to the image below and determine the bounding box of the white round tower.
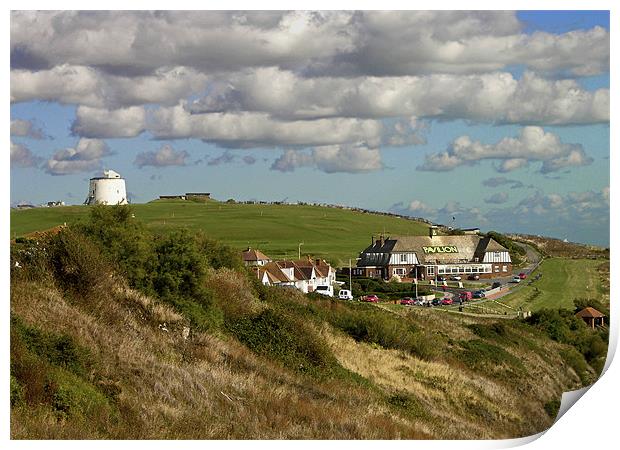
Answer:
[84,169,128,205]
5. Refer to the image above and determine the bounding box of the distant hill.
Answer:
[10,199,430,266]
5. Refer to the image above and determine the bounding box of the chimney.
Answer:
[315,259,321,266]
[378,235,385,246]
[429,226,438,239]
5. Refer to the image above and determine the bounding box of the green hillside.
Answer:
[10,200,430,266]
[499,258,608,311]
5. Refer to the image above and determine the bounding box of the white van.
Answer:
[315,285,334,297]
[338,289,353,300]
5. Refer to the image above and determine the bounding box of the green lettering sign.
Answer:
[422,246,459,254]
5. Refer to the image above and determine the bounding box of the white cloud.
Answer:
[11,141,42,167]
[418,126,593,173]
[392,186,610,245]
[189,69,608,125]
[271,144,383,173]
[10,119,45,139]
[45,138,111,175]
[11,11,608,77]
[147,103,383,148]
[134,145,189,168]
[72,106,146,138]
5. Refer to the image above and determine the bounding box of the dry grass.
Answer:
[10,277,430,439]
[10,260,585,440]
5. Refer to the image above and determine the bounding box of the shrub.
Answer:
[544,399,561,419]
[10,375,25,407]
[46,229,113,296]
[559,348,592,385]
[225,308,337,378]
[457,339,524,373]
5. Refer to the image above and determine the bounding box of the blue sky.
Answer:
[10,11,610,245]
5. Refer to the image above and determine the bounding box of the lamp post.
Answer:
[298,242,304,259]
[349,257,361,292]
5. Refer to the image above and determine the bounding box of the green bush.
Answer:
[559,348,592,385]
[544,398,561,419]
[225,308,337,378]
[11,315,90,377]
[46,229,112,297]
[10,375,25,407]
[458,339,524,373]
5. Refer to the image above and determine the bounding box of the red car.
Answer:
[363,294,379,303]
[400,297,415,306]
[441,298,453,305]
[519,272,527,279]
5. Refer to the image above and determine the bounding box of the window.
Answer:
[400,254,407,263]
[438,268,445,274]
[427,266,435,276]
[465,267,471,273]
[502,265,508,272]
[393,268,406,276]
[451,268,458,273]
[494,266,499,273]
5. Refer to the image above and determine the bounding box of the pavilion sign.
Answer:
[422,246,459,254]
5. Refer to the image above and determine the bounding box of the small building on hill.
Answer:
[242,248,272,266]
[576,307,606,329]
[351,225,511,280]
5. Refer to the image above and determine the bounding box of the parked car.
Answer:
[459,291,473,301]
[519,272,527,279]
[473,290,486,298]
[400,297,415,306]
[315,285,334,297]
[491,282,502,289]
[338,289,353,300]
[468,274,480,281]
[413,299,424,306]
[511,276,521,283]
[441,298,453,305]
[450,275,462,281]
[362,294,379,303]
[437,276,446,282]
[431,298,441,306]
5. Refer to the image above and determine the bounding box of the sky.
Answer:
[9,10,610,246]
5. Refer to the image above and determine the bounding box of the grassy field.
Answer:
[10,200,429,266]
[499,258,607,311]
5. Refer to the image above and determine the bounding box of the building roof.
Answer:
[259,262,293,283]
[359,235,509,265]
[576,307,605,318]
[242,248,271,262]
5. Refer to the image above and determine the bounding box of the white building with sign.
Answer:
[352,226,511,280]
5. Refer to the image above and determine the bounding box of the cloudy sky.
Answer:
[10,10,610,245]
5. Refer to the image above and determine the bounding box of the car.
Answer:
[338,289,353,300]
[413,299,424,306]
[473,290,486,298]
[511,276,521,283]
[468,274,480,281]
[362,294,379,303]
[450,275,462,281]
[441,298,453,305]
[437,276,446,282]
[400,297,415,306]
[519,272,527,279]
[459,291,473,301]
[315,285,334,297]
[491,282,502,289]
[431,298,441,306]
